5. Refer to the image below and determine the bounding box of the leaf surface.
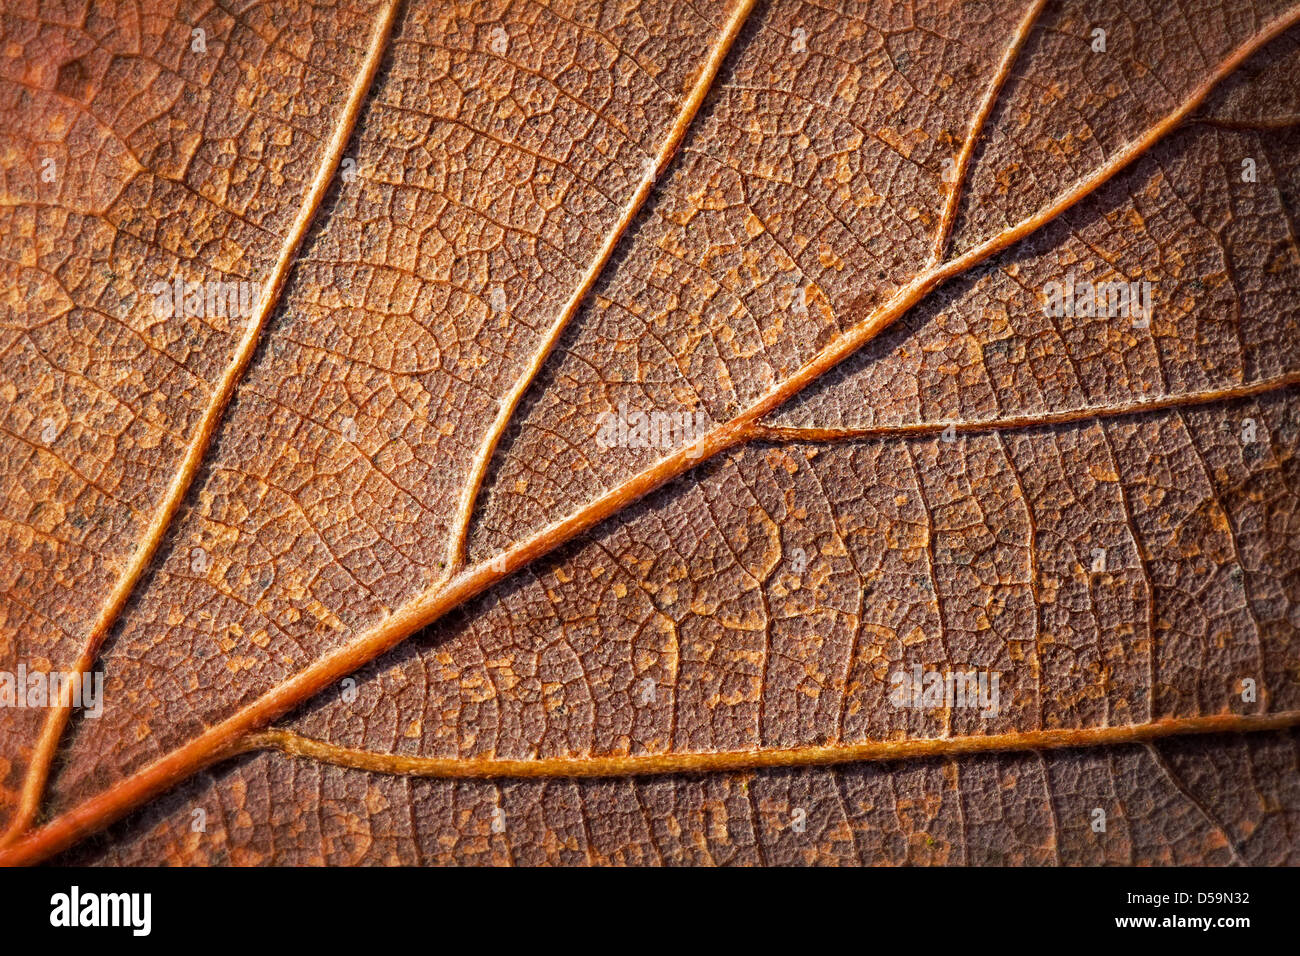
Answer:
[1,0,1299,865]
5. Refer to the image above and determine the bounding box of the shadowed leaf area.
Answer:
[1,0,1299,865]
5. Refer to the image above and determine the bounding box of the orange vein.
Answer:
[930,0,1047,265]
[248,711,1300,778]
[931,4,1300,288]
[443,0,758,574]
[0,0,402,848]
[748,371,1300,442]
[1189,114,1300,130]
[3,6,1298,868]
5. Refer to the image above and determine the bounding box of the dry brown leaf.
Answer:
[1,0,1299,865]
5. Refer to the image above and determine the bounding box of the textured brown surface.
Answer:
[59,730,1300,866]
[1,0,1299,865]
[0,0,387,833]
